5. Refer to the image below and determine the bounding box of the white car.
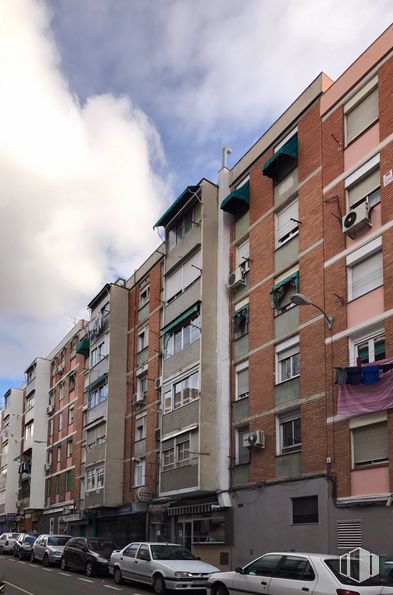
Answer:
[207,552,393,595]
[0,533,20,554]
[109,542,219,594]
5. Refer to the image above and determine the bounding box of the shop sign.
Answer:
[6,514,16,520]
[137,488,153,502]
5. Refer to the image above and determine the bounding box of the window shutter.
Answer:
[351,251,383,300]
[237,368,249,397]
[183,250,201,289]
[348,168,380,206]
[353,422,388,465]
[278,344,299,361]
[346,88,378,143]
[166,267,182,301]
[236,240,249,267]
[277,200,298,243]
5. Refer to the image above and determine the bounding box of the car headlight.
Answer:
[97,557,108,564]
[174,572,193,578]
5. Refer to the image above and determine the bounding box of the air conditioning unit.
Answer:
[46,404,54,415]
[133,393,145,404]
[342,202,371,237]
[228,267,246,290]
[44,463,51,472]
[155,377,162,390]
[245,430,265,449]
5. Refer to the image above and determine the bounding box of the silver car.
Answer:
[0,533,20,554]
[31,534,72,566]
[109,542,219,594]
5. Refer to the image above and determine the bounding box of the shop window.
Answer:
[352,421,388,468]
[278,410,301,454]
[236,426,250,465]
[292,495,318,524]
[236,362,249,400]
[233,304,249,339]
[276,199,299,247]
[345,79,378,144]
[276,337,300,383]
[167,206,194,251]
[192,516,225,544]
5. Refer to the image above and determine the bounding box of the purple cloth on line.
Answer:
[337,357,393,416]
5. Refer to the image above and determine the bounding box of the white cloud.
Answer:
[0,0,170,377]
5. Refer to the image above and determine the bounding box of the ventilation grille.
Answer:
[337,520,362,550]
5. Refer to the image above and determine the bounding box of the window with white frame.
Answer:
[164,311,200,358]
[48,450,53,466]
[49,418,54,437]
[86,424,106,449]
[166,250,202,302]
[68,406,74,426]
[347,239,383,301]
[24,421,34,440]
[25,393,35,412]
[89,383,108,408]
[276,337,300,384]
[138,326,149,352]
[350,327,385,365]
[346,155,380,210]
[236,239,250,275]
[57,445,61,462]
[352,421,388,468]
[137,374,148,400]
[163,370,199,414]
[139,285,150,308]
[233,301,249,340]
[66,439,73,458]
[162,444,175,469]
[276,199,299,247]
[162,432,194,470]
[91,341,106,367]
[134,459,145,486]
[167,206,194,251]
[96,466,105,488]
[176,439,190,464]
[345,78,378,145]
[278,410,301,454]
[236,426,251,465]
[135,415,146,441]
[236,362,249,400]
[58,412,63,432]
[87,466,105,491]
[59,382,64,400]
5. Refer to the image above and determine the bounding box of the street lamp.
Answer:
[291,293,333,329]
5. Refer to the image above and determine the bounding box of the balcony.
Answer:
[76,337,90,356]
[85,400,107,427]
[89,356,109,386]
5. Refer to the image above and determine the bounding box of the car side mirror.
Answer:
[235,566,244,574]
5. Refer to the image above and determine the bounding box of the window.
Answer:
[163,371,199,413]
[278,410,301,454]
[57,445,61,462]
[292,496,318,524]
[166,250,201,302]
[236,240,250,275]
[96,466,104,488]
[137,374,148,400]
[66,440,73,458]
[26,367,35,384]
[58,412,63,432]
[87,466,104,490]
[348,249,383,301]
[91,341,106,366]
[68,406,74,426]
[236,426,251,465]
[48,451,53,466]
[134,459,145,486]
[162,445,175,469]
[167,206,194,251]
[164,312,200,358]
[135,415,146,441]
[236,362,249,400]
[138,326,149,352]
[275,556,315,580]
[101,302,110,317]
[276,199,299,246]
[65,470,73,491]
[346,156,380,209]
[24,422,34,440]
[55,475,60,495]
[244,554,282,576]
[59,382,64,401]
[276,337,300,383]
[233,302,249,340]
[176,440,190,464]
[89,383,108,408]
[352,421,388,467]
[25,394,35,412]
[69,373,76,392]
[345,79,378,144]
[86,424,106,449]
[49,419,54,437]
[271,269,299,313]
[192,517,226,544]
[139,285,150,308]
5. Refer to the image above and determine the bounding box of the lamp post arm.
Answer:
[310,302,333,329]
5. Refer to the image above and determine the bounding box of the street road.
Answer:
[0,554,153,595]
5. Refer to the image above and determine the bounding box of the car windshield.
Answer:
[151,545,197,561]
[24,536,36,544]
[324,558,393,587]
[47,536,71,546]
[87,540,116,553]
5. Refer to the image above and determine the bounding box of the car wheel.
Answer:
[30,551,35,563]
[60,557,68,571]
[86,561,95,577]
[153,574,167,595]
[214,584,229,595]
[43,554,50,567]
[114,567,123,585]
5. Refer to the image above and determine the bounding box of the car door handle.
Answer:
[302,588,309,592]
[261,581,267,585]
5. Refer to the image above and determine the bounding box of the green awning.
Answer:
[162,304,200,335]
[262,135,298,180]
[271,271,299,293]
[154,185,200,228]
[76,337,90,355]
[87,373,108,392]
[220,181,250,216]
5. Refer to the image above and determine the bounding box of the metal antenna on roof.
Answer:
[222,147,232,168]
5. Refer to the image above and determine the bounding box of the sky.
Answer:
[0,0,392,397]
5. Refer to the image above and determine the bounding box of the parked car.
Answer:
[13,533,36,560]
[0,533,20,554]
[109,542,219,594]
[207,552,393,595]
[60,537,117,576]
[31,534,72,566]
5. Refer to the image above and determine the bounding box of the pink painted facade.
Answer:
[351,465,390,496]
[344,123,380,170]
[347,286,384,328]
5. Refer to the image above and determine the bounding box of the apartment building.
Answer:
[0,389,23,533]
[41,320,87,535]
[221,26,393,564]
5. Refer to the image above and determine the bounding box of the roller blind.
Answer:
[350,251,383,300]
[277,200,298,244]
[353,422,388,466]
[348,168,380,206]
[346,88,378,144]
